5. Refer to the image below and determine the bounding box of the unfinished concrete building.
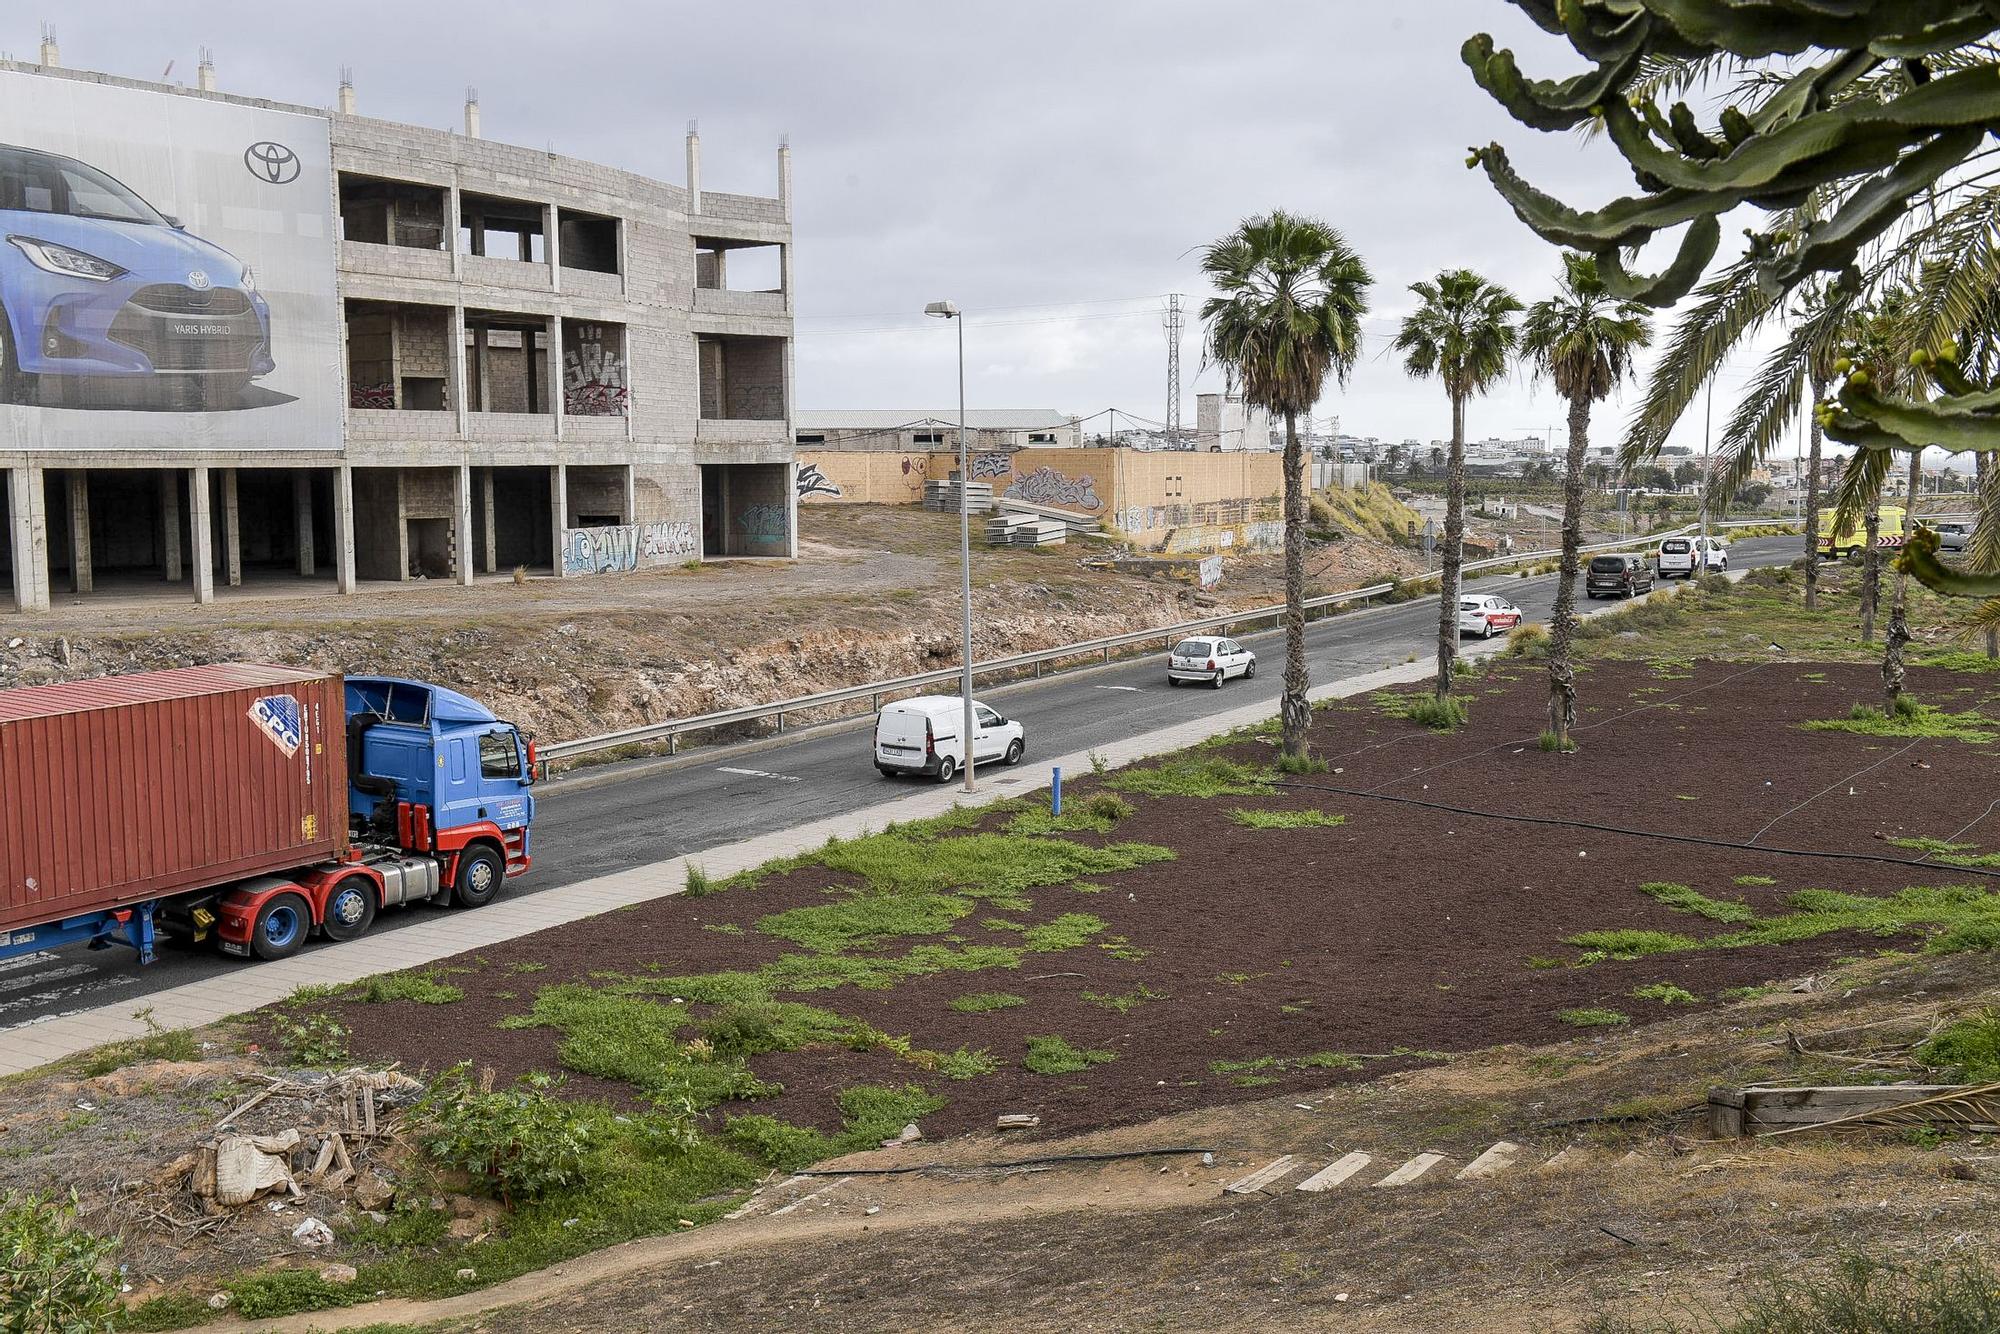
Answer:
[2,54,796,611]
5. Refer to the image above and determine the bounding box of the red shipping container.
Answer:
[0,664,347,933]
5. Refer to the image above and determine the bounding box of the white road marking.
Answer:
[0,952,60,976]
[715,767,802,783]
[0,962,96,996]
[0,974,142,1020]
[1094,685,1142,692]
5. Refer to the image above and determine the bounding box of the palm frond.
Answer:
[1714,287,1854,499]
[1953,597,2000,641]
[1832,442,1898,534]
[1886,185,2000,354]
[1762,1081,2000,1139]
[1621,256,1777,466]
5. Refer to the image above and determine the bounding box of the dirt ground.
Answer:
[309,656,2000,1144]
[239,944,2000,1333]
[0,504,1428,745]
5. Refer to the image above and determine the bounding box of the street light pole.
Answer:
[927,300,977,794]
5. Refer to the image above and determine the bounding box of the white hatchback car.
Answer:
[1167,635,1256,688]
[1457,595,1524,639]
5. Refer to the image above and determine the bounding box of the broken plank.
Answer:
[1455,1141,1522,1181]
[215,1088,274,1130]
[770,1176,850,1218]
[1371,1152,1445,1187]
[1223,1155,1301,1195]
[1295,1152,1372,1193]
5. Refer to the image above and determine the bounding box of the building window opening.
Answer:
[339,173,446,250]
[558,209,620,275]
[460,192,545,263]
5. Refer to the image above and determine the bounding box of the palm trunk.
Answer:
[1279,410,1310,760]
[1802,371,1826,611]
[1881,451,1918,714]
[1860,501,1881,643]
[1980,449,1999,660]
[1545,394,1591,747]
[1435,391,1467,699]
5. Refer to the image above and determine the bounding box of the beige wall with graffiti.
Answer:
[796,445,1305,554]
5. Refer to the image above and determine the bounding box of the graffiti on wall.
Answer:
[901,455,929,476]
[563,323,629,416]
[560,521,697,576]
[1198,555,1223,588]
[969,452,1013,480]
[1005,466,1101,511]
[796,463,842,500]
[737,503,789,543]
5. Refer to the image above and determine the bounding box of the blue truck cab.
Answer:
[345,676,535,878]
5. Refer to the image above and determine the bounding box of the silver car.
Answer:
[1934,520,1972,553]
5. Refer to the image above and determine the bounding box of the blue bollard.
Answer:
[1051,766,1062,816]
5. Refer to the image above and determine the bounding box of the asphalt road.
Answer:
[0,538,1799,1029]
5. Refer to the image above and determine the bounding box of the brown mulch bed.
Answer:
[316,657,2000,1143]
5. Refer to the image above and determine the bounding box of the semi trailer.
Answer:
[0,663,536,966]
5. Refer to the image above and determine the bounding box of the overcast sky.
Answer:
[40,1,1804,455]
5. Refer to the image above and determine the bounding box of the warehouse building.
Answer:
[2,42,795,611]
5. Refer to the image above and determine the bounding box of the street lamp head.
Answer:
[924,300,959,319]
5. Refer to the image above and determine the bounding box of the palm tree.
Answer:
[1519,253,1652,747]
[1395,270,1522,699]
[1200,211,1372,763]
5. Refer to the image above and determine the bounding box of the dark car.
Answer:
[1585,553,1654,599]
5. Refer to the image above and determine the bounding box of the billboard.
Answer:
[0,70,339,451]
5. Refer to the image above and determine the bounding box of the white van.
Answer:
[874,695,1025,782]
[1656,535,1696,578]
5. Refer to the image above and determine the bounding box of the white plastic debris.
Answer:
[290,1217,334,1248]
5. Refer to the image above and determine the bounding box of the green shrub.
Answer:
[1558,1007,1630,1027]
[1023,1035,1118,1075]
[0,1191,120,1333]
[948,991,1026,1013]
[1929,919,2000,954]
[66,1007,198,1078]
[684,864,716,896]
[1564,928,1699,959]
[935,1047,999,1079]
[1007,791,1135,835]
[348,970,464,1005]
[1375,691,1468,731]
[1639,881,1756,923]
[1631,982,1700,1006]
[1584,1254,2000,1334]
[1228,808,1346,830]
[1916,1010,2000,1082]
[269,1011,349,1065]
[1505,622,1550,657]
[1538,730,1577,752]
[1107,756,1271,799]
[413,1064,594,1205]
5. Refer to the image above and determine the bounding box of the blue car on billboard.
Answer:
[0,143,273,411]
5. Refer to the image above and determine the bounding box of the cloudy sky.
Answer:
[40,1,1795,454]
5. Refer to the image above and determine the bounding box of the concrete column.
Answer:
[479,468,497,573]
[160,470,182,582]
[787,461,800,560]
[220,469,242,587]
[549,315,565,439]
[333,465,356,594]
[471,325,490,414]
[453,462,475,587]
[777,137,792,221]
[623,463,637,523]
[189,467,214,605]
[546,201,561,293]
[66,471,91,594]
[685,122,701,214]
[550,462,568,575]
[9,467,50,612]
[293,471,315,576]
[451,303,470,434]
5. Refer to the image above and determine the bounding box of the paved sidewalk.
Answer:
[0,646,1518,1078]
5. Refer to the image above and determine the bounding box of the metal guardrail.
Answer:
[539,525,1699,766]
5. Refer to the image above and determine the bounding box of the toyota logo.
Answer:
[244,141,300,185]
[187,270,211,290]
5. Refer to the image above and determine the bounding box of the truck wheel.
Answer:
[935,755,957,784]
[320,878,377,943]
[251,892,311,961]
[452,846,504,909]
[1004,738,1024,765]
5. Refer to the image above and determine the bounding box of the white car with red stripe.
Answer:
[1457,595,1523,639]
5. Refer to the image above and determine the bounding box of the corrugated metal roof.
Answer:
[797,409,1076,431]
[0,663,336,724]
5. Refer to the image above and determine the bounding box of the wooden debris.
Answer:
[1710,1083,2000,1138]
[1455,1141,1522,1181]
[1295,1152,1372,1193]
[1223,1155,1301,1195]
[995,1114,1041,1131]
[1371,1152,1446,1187]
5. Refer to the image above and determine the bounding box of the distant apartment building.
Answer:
[1193,392,1278,451]
[794,409,1079,453]
[3,48,794,611]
